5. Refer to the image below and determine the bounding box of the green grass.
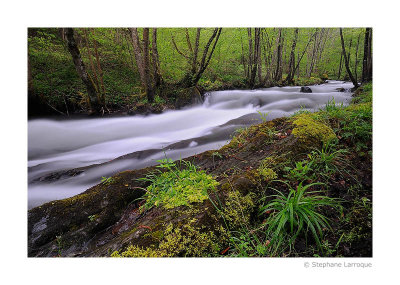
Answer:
[259,181,342,254]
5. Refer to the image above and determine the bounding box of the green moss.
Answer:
[257,167,277,181]
[291,114,336,147]
[111,218,227,257]
[223,190,255,228]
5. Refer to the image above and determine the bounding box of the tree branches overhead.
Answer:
[171,28,222,87]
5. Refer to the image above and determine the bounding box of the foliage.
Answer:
[228,229,269,257]
[340,103,372,151]
[308,143,347,175]
[352,82,372,104]
[139,159,219,210]
[284,160,316,182]
[28,27,368,114]
[260,182,342,254]
[284,142,347,182]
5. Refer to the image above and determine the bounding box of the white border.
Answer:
[1,0,399,284]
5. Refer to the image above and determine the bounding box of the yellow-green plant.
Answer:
[139,159,219,210]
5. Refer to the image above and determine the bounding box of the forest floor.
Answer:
[28,82,372,257]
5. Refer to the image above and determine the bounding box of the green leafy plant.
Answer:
[228,229,269,257]
[308,143,347,175]
[284,160,316,182]
[257,111,269,123]
[55,235,63,256]
[259,182,341,254]
[88,214,97,222]
[139,159,219,210]
[101,176,115,185]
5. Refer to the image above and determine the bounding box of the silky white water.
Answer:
[28,80,353,209]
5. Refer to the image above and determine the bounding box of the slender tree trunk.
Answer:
[151,28,163,87]
[192,29,201,75]
[354,31,362,83]
[262,29,273,85]
[339,28,358,88]
[192,28,222,86]
[307,29,320,77]
[367,29,372,81]
[247,28,261,87]
[142,28,154,102]
[240,35,248,78]
[130,28,154,102]
[92,29,106,107]
[64,28,101,113]
[338,51,343,80]
[83,29,100,95]
[274,28,283,82]
[292,30,316,81]
[257,31,263,84]
[284,28,299,85]
[362,28,373,82]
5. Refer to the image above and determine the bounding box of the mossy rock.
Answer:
[291,114,336,148]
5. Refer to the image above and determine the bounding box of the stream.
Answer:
[28,80,354,209]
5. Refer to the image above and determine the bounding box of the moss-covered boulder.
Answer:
[291,114,336,148]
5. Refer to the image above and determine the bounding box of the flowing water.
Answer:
[28,80,353,209]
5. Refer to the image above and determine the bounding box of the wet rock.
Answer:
[300,86,312,93]
[28,169,148,257]
[175,86,203,109]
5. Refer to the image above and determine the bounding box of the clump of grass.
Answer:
[284,142,347,182]
[308,143,347,175]
[139,159,219,210]
[259,181,342,254]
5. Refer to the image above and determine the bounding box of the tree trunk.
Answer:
[142,28,154,102]
[362,28,373,82]
[64,28,101,113]
[339,28,358,89]
[172,28,221,88]
[274,28,283,82]
[130,28,154,102]
[284,28,299,85]
[151,28,163,87]
[247,28,261,88]
[292,30,316,81]
[337,51,343,80]
[354,31,362,83]
[192,28,222,86]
